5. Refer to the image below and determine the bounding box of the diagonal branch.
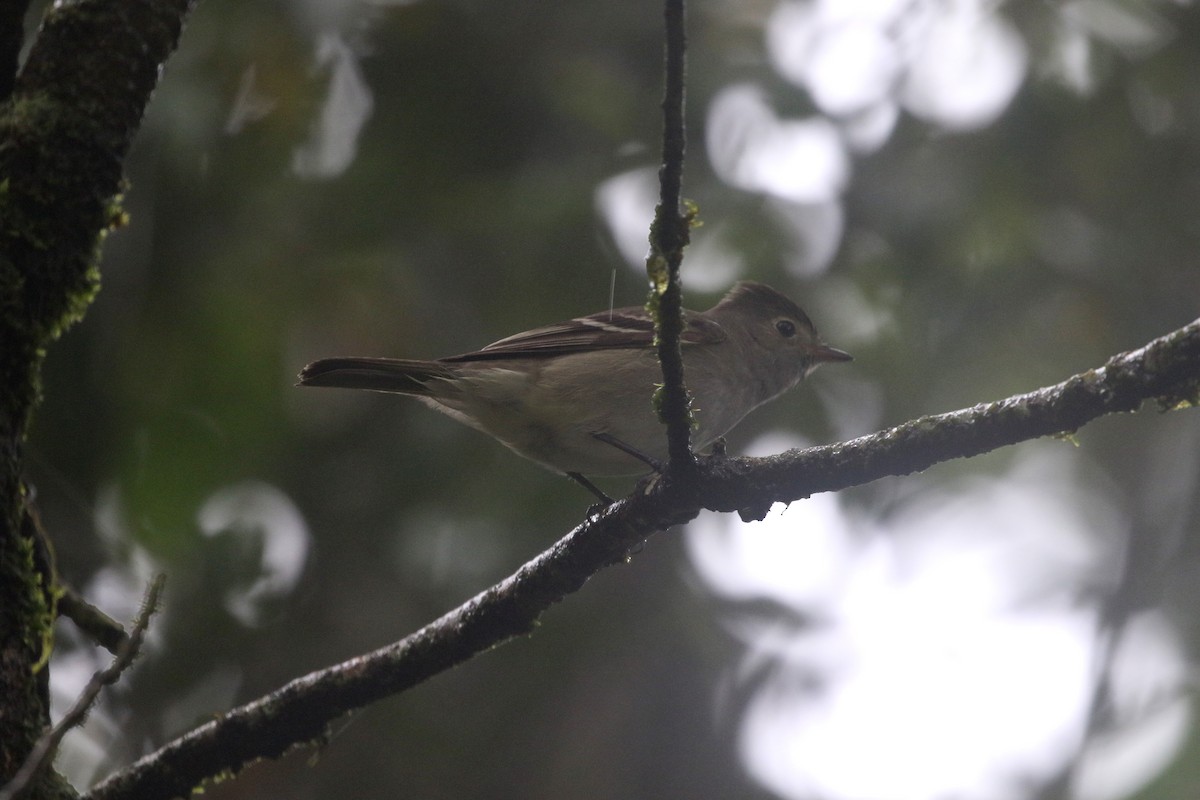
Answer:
[0,576,163,800]
[58,585,130,656]
[690,316,1200,519]
[84,316,1200,800]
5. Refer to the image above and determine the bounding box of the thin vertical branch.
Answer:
[647,0,693,469]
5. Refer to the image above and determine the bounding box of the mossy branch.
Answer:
[0,1,196,795]
[1,577,163,800]
[646,0,693,469]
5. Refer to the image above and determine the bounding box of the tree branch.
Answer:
[0,0,198,791]
[58,585,130,656]
[646,0,693,468]
[689,316,1200,520]
[84,316,1200,800]
[0,577,163,800]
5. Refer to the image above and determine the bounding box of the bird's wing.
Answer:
[441,306,726,362]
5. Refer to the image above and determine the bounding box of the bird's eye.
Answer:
[775,319,796,338]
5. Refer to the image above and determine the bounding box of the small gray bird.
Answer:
[299,281,850,499]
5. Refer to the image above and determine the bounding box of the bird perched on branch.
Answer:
[299,281,850,501]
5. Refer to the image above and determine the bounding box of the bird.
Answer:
[298,281,850,501]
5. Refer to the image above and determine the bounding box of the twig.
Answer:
[647,0,694,468]
[83,316,1199,800]
[1,575,164,800]
[58,585,130,656]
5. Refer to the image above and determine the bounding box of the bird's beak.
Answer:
[808,343,853,363]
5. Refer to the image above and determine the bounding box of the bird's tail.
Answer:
[297,357,456,395]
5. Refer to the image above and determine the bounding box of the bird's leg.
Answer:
[590,432,665,472]
[571,434,665,513]
[567,472,615,507]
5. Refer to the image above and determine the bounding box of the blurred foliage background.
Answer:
[26,0,1200,798]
